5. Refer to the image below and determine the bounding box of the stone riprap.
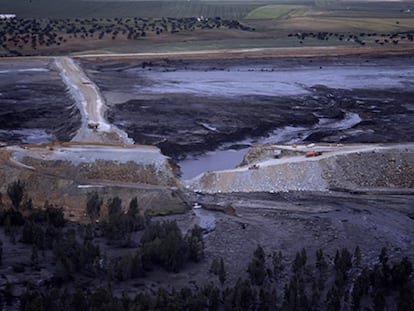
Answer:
[187,144,414,194]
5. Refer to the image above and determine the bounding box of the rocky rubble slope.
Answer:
[187,143,414,194]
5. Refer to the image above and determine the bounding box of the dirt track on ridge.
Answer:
[54,57,132,145]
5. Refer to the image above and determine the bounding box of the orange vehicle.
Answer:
[305,151,322,157]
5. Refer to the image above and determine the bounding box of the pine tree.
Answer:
[107,196,122,216]
[326,285,341,311]
[298,277,309,311]
[373,289,385,311]
[351,275,363,310]
[397,286,414,311]
[272,251,284,279]
[316,248,328,274]
[354,246,362,267]
[31,244,39,269]
[292,248,307,274]
[54,258,69,282]
[128,197,139,215]
[204,283,220,310]
[7,179,25,209]
[248,245,266,286]
[210,258,220,275]
[391,257,413,290]
[379,247,388,266]
[311,279,320,309]
[219,258,226,285]
[187,225,204,263]
[86,191,102,222]
[258,286,277,311]
[283,276,299,311]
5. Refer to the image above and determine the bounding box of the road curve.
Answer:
[54,56,133,145]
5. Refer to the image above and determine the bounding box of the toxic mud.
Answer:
[78,55,414,177]
[81,56,413,155]
[0,59,81,144]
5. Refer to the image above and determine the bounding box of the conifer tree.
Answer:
[7,180,25,209]
[219,258,226,285]
[247,245,266,286]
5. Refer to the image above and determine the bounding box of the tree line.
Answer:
[0,180,412,310]
[17,245,414,311]
[0,180,207,308]
[289,31,414,46]
[0,16,255,57]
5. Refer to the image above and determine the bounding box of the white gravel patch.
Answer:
[10,144,169,171]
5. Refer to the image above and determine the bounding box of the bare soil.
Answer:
[173,190,414,288]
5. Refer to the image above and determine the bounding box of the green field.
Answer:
[244,1,414,33]
[246,5,308,20]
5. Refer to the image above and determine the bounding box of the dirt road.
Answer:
[54,56,132,144]
[73,45,414,61]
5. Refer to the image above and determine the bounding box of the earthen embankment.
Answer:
[0,142,187,222]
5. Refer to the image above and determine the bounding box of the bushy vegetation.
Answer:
[0,16,254,57]
[7,179,25,209]
[140,220,204,272]
[86,191,102,222]
[0,182,208,308]
[102,196,146,243]
[0,181,412,310]
[1,0,413,57]
[288,31,414,47]
[16,245,414,311]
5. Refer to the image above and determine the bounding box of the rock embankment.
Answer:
[323,146,414,192]
[187,143,414,194]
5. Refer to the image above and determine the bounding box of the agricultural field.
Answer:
[1,0,261,19]
[1,0,414,56]
[246,4,309,20]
